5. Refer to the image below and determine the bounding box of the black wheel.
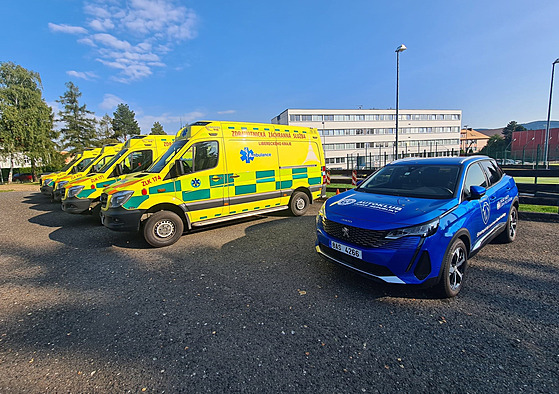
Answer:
[436,238,468,298]
[497,205,518,243]
[143,211,184,247]
[289,191,309,216]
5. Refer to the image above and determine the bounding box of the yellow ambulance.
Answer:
[100,121,326,247]
[40,148,101,200]
[52,143,123,202]
[61,135,176,216]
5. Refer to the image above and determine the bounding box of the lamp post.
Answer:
[504,138,517,162]
[395,44,407,161]
[545,58,559,168]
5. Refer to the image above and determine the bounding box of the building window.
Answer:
[324,115,334,121]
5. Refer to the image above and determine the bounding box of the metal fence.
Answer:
[344,148,460,171]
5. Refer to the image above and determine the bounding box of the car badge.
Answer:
[342,227,350,238]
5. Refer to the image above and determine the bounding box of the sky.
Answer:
[2,0,559,134]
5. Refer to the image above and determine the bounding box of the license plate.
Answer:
[330,241,362,259]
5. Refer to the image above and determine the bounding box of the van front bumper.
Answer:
[40,185,53,196]
[62,197,92,214]
[101,207,144,232]
[53,189,63,202]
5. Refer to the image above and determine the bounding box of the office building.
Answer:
[272,109,462,169]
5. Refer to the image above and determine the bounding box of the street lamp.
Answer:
[395,44,407,160]
[544,58,559,168]
[504,138,517,162]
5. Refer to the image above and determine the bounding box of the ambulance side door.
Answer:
[174,140,227,222]
[223,136,281,215]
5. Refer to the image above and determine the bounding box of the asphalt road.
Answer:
[0,191,558,393]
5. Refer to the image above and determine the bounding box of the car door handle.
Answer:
[212,176,222,181]
[230,174,240,179]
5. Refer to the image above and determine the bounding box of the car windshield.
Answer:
[147,139,188,173]
[358,164,461,199]
[74,156,97,173]
[97,149,128,174]
[61,156,80,172]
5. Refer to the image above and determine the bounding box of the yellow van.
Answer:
[40,148,101,200]
[100,121,326,247]
[53,143,123,202]
[62,135,176,216]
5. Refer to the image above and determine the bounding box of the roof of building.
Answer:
[460,129,490,140]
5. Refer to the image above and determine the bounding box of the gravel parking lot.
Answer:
[0,190,558,393]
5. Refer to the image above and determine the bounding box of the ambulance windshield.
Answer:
[98,149,128,174]
[146,139,187,173]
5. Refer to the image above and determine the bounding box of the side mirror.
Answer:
[175,159,192,176]
[470,185,486,200]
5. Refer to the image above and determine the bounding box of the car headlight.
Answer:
[57,181,69,190]
[67,185,85,199]
[44,178,53,186]
[109,190,134,208]
[385,218,439,240]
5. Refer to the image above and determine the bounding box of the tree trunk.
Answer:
[31,158,37,182]
[8,154,14,184]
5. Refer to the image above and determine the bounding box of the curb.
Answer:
[519,211,559,223]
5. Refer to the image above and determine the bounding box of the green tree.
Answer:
[112,103,140,141]
[480,134,506,158]
[57,81,98,154]
[0,62,60,182]
[149,121,166,135]
[97,114,119,145]
[502,121,526,143]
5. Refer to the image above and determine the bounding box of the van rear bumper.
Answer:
[62,197,92,214]
[101,207,144,232]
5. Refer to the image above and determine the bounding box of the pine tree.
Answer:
[150,121,166,135]
[97,114,119,145]
[112,103,141,141]
[56,81,98,154]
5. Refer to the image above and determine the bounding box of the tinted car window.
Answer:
[462,163,487,199]
[480,160,502,186]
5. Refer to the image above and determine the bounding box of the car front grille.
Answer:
[323,218,390,248]
[100,193,108,208]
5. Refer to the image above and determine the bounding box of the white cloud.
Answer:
[99,94,125,110]
[218,110,236,115]
[48,23,88,35]
[89,19,115,31]
[66,70,99,80]
[48,0,198,83]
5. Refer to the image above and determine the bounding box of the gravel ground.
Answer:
[0,191,558,393]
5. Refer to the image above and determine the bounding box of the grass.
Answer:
[513,177,559,184]
[518,204,558,213]
[0,189,14,193]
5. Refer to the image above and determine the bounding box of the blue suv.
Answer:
[316,156,519,297]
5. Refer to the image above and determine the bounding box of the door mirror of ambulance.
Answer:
[469,185,486,200]
[175,159,192,177]
[114,163,123,177]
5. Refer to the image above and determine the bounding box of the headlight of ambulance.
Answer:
[385,218,439,240]
[316,202,326,226]
[109,190,134,208]
[67,185,85,199]
[44,178,53,186]
[57,181,69,190]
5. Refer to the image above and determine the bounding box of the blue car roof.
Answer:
[389,155,489,166]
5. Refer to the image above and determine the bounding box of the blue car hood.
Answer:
[325,190,457,230]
